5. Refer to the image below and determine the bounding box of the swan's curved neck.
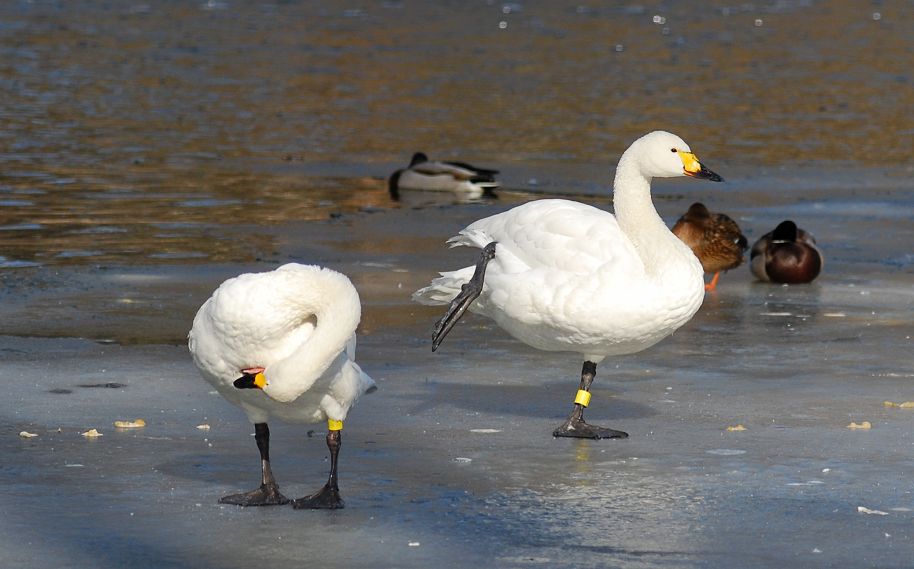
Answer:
[265,269,361,402]
[612,152,682,270]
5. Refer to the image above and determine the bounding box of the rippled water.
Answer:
[0,1,911,268]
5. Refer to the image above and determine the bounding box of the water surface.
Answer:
[1,0,912,268]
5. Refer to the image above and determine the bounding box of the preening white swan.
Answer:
[414,131,722,439]
[388,152,499,199]
[188,263,375,508]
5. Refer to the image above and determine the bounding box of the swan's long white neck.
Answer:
[612,147,689,273]
[264,268,361,403]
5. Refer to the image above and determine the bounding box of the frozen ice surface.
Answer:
[3,178,914,568]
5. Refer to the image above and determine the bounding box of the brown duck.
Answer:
[750,220,822,284]
[672,202,748,291]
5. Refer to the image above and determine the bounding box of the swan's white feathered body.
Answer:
[414,131,709,363]
[189,264,374,425]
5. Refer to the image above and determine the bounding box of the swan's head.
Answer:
[631,131,723,182]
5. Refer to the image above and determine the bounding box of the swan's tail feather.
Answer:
[447,228,492,249]
[352,361,376,396]
[412,267,475,306]
[416,230,491,305]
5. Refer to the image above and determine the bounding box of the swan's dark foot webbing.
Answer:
[220,483,290,506]
[553,418,629,440]
[220,422,290,506]
[552,361,629,440]
[292,483,344,510]
[432,241,496,351]
[293,427,345,510]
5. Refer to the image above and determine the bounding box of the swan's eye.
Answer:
[670,148,677,153]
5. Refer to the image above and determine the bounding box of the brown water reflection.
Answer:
[0,1,911,267]
[0,167,392,265]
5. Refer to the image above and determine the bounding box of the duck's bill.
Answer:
[678,151,724,182]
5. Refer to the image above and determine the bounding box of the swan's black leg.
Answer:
[553,361,629,440]
[220,422,290,506]
[432,242,497,351]
[293,426,344,509]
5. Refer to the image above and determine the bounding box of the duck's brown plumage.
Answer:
[750,220,822,284]
[672,203,747,290]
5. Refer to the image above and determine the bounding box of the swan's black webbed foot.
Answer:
[553,418,628,440]
[552,361,629,440]
[432,242,497,351]
[291,484,344,510]
[219,483,290,506]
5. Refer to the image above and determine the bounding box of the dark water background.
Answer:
[1,0,911,267]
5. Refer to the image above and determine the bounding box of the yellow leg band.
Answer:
[327,419,343,431]
[574,389,592,407]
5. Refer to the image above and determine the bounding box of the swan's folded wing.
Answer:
[459,199,643,276]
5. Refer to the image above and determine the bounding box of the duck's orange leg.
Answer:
[705,272,721,292]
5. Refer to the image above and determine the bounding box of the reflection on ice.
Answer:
[0,223,42,231]
[759,200,914,219]
[0,255,40,268]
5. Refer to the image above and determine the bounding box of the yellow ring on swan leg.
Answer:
[327,419,343,431]
[574,390,592,407]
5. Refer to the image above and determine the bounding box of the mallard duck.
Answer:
[750,220,822,283]
[672,202,748,291]
[388,152,499,199]
[188,264,375,509]
[414,131,722,439]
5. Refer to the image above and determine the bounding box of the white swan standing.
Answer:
[388,152,499,199]
[414,131,722,439]
[188,263,375,508]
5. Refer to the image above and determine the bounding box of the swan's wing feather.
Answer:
[460,200,641,275]
[419,200,644,311]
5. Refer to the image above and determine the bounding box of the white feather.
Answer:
[188,263,375,425]
[414,131,708,363]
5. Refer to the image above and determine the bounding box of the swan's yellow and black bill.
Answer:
[233,371,266,390]
[677,150,723,182]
